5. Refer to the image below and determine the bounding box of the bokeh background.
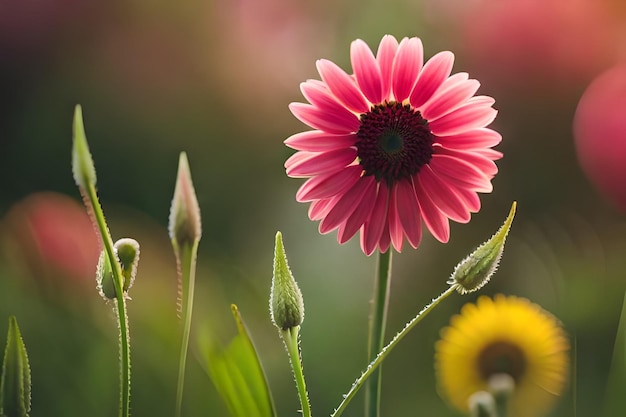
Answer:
[1,0,626,415]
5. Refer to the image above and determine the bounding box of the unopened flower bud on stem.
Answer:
[449,202,517,294]
[169,152,202,251]
[97,238,140,300]
[71,105,97,190]
[270,232,304,330]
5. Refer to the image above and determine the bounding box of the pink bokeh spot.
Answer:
[574,64,626,212]
[284,35,501,255]
[452,0,620,92]
[2,192,100,286]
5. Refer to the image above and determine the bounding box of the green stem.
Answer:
[332,285,456,417]
[175,242,199,417]
[85,184,131,417]
[282,327,312,417]
[365,250,392,417]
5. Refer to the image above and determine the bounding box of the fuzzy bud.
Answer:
[169,152,202,249]
[115,238,140,292]
[468,391,497,417]
[449,202,516,294]
[96,238,140,300]
[270,232,304,330]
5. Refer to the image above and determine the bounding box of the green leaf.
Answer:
[199,305,276,417]
[1,316,31,417]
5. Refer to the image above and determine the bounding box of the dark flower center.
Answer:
[355,101,434,184]
[478,341,527,382]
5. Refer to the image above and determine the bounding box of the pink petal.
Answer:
[308,197,339,221]
[284,130,357,152]
[377,221,391,254]
[301,80,347,112]
[421,75,480,121]
[388,186,404,252]
[289,102,360,134]
[394,179,423,249]
[410,51,455,109]
[449,185,481,213]
[316,59,369,113]
[429,96,497,136]
[338,176,377,243]
[295,165,362,202]
[428,154,493,193]
[436,147,499,177]
[414,181,450,243]
[434,128,502,151]
[351,39,383,104]
[285,148,357,177]
[319,175,374,234]
[418,166,471,223]
[376,35,399,100]
[361,181,389,255]
[473,148,503,161]
[392,37,423,102]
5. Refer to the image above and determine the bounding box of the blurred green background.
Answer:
[1,0,626,416]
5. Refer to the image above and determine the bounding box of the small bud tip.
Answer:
[71,104,97,189]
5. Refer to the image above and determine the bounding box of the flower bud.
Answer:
[270,232,304,330]
[449,202,516,294]
[169,152,202,250]
[115,238,140,292]
[96,249,116,300]
[71,105,97,189]
[96,238,140,300]
[468,391,496,417]
[489,373,515,417]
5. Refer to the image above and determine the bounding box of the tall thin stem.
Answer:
[332,286,456,417]
[282,326,312,417]
[365,250,392,417]
[175,242,198,417]
[85,184,131,417]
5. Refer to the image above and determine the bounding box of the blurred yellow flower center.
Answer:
[478,341,526,382]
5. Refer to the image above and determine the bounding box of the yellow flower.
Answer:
[435,295,570,417]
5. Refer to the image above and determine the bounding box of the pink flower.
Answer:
[285,35,501,255]
[573,64,626,212]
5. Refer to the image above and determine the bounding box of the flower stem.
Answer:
[281,326,312,417]
[175,242,199,417]
[332,285,456,417]
[365,249,392,417]
[84,184,131,417]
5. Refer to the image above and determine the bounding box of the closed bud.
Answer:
[71,105,97,189]
[115,238,140,292]
[96,238,140,300]
[449,202,516,294]
[270,232,304,330]
[468,391,496,417]
[96,249,116,300]
[489,373,515,417]
[169,152,202,250]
